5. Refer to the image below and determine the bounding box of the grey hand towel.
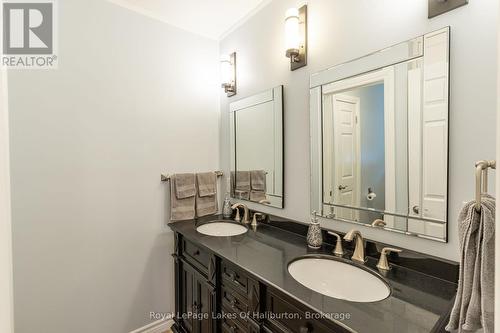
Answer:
[446,195,495,332]
[174,173,196,199]
[197,172,216,197]
[170,175,196,221]
[250,190,267,202]
[196,195,218,217]
[463,195,495,332]
[196,172,218,217]
[250,170,266,191]
[234,190,249,200]
[235,171,250,192]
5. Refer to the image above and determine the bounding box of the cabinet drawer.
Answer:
[221,260,249,295]
[265,290,349,333]
[222,284,249,314]
[182,238,210,274]
[221,306,260,333]
[221,307,246,333]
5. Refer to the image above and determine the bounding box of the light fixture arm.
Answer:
[220,52,236,97]
[284,5,307,71]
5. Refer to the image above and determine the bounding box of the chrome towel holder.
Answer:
[160,170,224,182]
[475,160,496,212]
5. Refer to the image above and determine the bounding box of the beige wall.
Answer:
[8,1,219,332]
[220,0,498,261]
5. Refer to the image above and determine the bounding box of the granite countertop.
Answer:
[169,216,457,333]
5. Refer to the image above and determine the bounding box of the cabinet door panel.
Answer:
[195,275,215,333]
[180,262,196,333]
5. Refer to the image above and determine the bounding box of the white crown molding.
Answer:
[106,0,271,41]
[105,0,217,40]
[218,0,272,41]
[129,319,173,333]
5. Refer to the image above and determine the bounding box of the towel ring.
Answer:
[475,160,496,212]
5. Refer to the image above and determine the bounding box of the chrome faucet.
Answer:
[343,230,365,263]
[231,203,250,224]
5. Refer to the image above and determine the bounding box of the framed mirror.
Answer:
[310,28,449,241]
[230,86,284,208]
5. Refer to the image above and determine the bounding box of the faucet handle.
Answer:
[381,247,402,255]
[371,219,386,227]
[252,213,264,227]
[377,247,402,271]
[327,231,344,256]
[231,203,241,222]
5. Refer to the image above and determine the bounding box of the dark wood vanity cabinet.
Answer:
[177,261,215,332]
[173,235,217,333]
[172,233,348,333]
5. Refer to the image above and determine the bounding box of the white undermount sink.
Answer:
[196,221,247,237]
[288,257,390,302]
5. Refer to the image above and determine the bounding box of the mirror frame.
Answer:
[310,27,450,242]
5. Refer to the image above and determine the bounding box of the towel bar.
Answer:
[475,160,496,212]
[161,170,224,182]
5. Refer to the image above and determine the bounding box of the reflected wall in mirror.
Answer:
[230,86,284,208]
[310,27,449,241]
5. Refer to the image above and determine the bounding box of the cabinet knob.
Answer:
[338,185,347,190]
[412,205,420,214]
[193,250,200,256]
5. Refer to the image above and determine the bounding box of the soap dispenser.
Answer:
[222,193,232,219]
[307,211,323,249]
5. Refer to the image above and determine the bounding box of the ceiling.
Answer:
[107,0,270,40]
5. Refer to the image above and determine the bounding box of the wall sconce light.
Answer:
[428,0,468,18]
[220,52,236,97]
[285,5,307,71]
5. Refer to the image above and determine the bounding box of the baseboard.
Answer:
[129,319,173,333]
